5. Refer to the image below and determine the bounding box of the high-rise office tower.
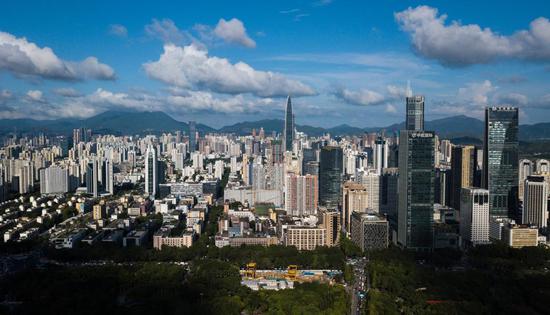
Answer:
[460,188,490,247]
[302,147,318,175]
[523,175,548,228]
[270,140,284,164]
[284,96,294,152]
[188,121,197,153]
[342,181,369,233]
[285,174,318,216]
[519,159,533,201]
[374,137,388,175]
[319,146,343,208]
[398,130,435,250]
[358,171,380,212]
[381,167,399,229]
[406,96,425,131]
[145,144,158,198]
[450,145,476,211]
[483,107,519,218]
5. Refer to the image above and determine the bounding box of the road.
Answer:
[348,257,368,315]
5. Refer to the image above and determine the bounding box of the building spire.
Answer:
[406,80,413,98]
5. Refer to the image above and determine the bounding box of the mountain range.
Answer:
[1,110,549,141]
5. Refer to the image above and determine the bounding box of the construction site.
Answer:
[240,262,342,291]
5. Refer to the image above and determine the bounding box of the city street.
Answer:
[348,257,368,315]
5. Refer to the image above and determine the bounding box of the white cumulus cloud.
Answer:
[395,6,550,66]
[0,31,115,81]
[214,18,256,48]
[143,44,315,97]
[457,80,495,106]
[334,87,386,106]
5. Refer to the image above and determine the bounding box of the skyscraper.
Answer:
[145,144,158,198]
[483,107,519,218]
[406,96,425,131]
[374,137,388,175]
[188,121,197,153]
[398,130,435,250]
[450,145,476,211]
[518,159,533,201]
[284,96,294,152]
[523,175,548,228]
[319,146,343,208]
[460,187,490,247]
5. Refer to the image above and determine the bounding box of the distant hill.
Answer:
[0,110,214,136]
[0,110,547,141]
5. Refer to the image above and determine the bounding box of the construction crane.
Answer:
[286,265,298,280]
[245,262,257,279]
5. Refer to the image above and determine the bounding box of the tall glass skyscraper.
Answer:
[406,95,425,131]
[319,146,343,208]
[398,130,435,250]
[483,107,519,218]
[145,144,158,199]
[284,96,294,152]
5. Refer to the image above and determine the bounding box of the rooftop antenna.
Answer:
[406,80,413,98]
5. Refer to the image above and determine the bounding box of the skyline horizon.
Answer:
[0,1,549,127]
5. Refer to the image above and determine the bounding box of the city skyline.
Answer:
[0,1,550,128]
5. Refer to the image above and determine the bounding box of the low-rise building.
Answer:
[502,224,538,248]
[284,226,326,250]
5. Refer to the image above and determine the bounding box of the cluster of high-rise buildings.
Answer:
[0,87,546,252]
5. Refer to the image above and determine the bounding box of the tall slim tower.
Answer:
[188,121,197,153]
[319,146,343,208]
[374,137,388,175]
[406,94,425,131]
[483,107,519,219]
[284,96,294,152]
[145,144,158,198]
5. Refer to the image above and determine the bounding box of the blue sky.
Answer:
[0,0,549,128]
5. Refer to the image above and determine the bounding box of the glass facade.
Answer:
[284,96,294,152]
[483,107,518,218]
[406,96,425,131]
[319,146,343,208]
[398,130,435,250]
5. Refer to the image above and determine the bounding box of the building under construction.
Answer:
[240,262,341,290]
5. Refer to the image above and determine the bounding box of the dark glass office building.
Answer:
[398,130,435,250]
[319,146,343,208]
[483,107,519,218]
[283,96,294,152]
